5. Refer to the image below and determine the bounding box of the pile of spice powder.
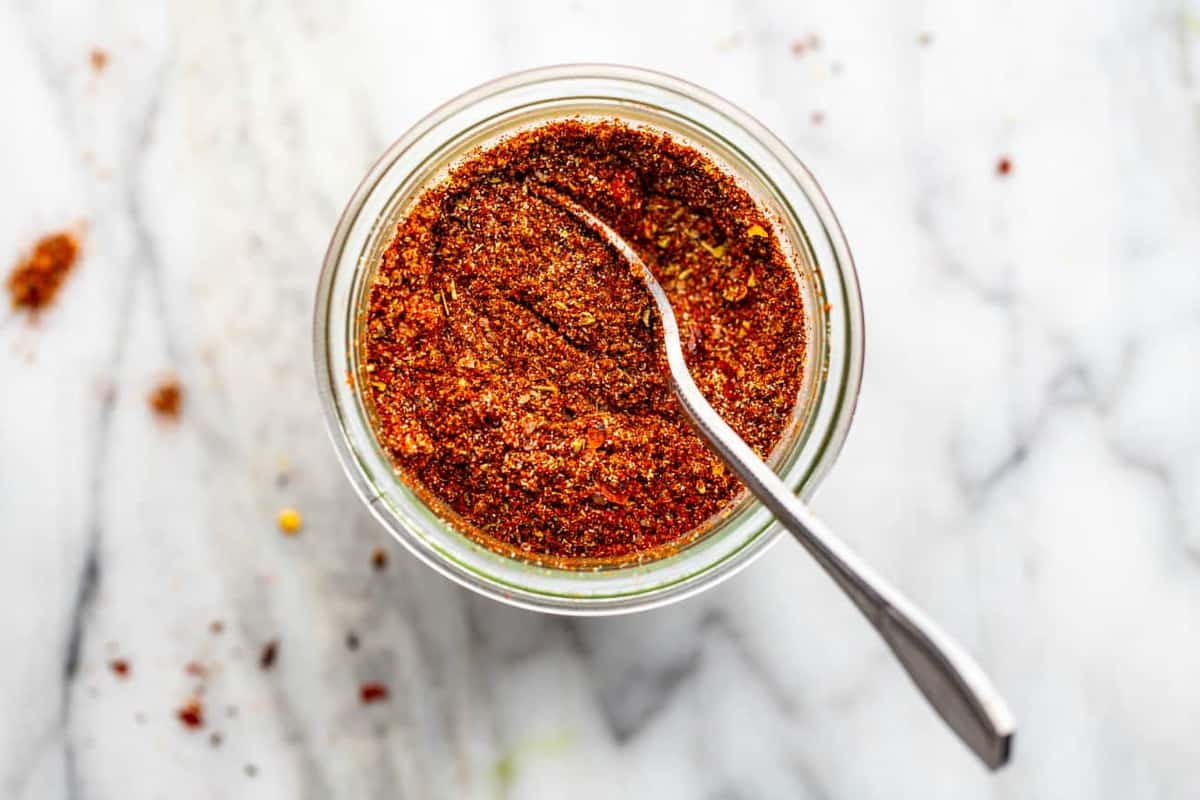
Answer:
[361,119,806,563]
[7,232,80,312]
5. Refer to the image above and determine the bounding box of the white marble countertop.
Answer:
[3,0,1199,797]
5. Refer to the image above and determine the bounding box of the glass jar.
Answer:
[314,64,863,614]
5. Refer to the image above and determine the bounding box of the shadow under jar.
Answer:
[314,65,864,614]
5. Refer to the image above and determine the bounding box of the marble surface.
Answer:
[3,0,1199,796]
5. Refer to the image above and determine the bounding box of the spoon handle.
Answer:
[668,363,1015,770]
[533,183,1016,768]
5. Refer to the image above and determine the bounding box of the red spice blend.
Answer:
[370,547,388,571]
[359,682,389,704]
[361,119,807,563]
[7,232,80,313]
[259,640,278,670]
[178,698,204,729]
[148,378,183,420]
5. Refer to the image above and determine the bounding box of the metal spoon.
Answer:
[541,187,1016,770]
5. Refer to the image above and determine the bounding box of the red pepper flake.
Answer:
[89,48,109,72]
[7,232,80,313]
[177,698,204,729]
[109,659,130,678]
[585,424,606,451]
[259,640,278,670]
[810,111,825,126]
[996,156,1013,177]
[790,40,807,57]
[370,547,388,571]
[184,660,207,678]
[360,682,389,704]
[148,378,183,420]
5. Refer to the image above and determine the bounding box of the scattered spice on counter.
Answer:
[361,119,807,563]
[226,705,239,719]
[185,660,208,678]
[345,632,360,651]
[148,378,183,420]
[791,33,821,56]
[370,547,388,571]
[811,111,825,126]
[244,764,259,778]
[178,698,204,729]
[359,682,389,704]
[996,156,1013,176]
[89,48,109,72]
[917,32,934,47]
[259,640,278,670]
[209,620,224,635]
[7,231,80,313]
[277,508,302,535]
[109,659,130,678]
[134,712,147,725]
[209,732,224,748]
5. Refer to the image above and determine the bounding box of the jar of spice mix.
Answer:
[314,65,863,613]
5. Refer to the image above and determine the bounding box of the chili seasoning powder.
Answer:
[360,119,807,564]
[7,231,80,313]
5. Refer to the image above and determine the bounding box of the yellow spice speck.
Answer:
[278,508,302,535]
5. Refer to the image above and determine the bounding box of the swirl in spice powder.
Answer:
[361,119,806,564]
